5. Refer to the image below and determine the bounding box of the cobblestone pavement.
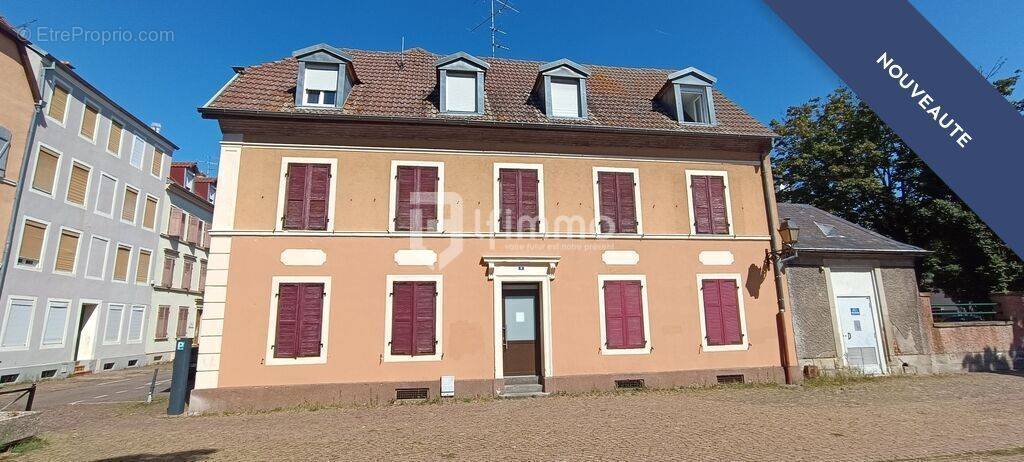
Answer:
[15,373,1024,461]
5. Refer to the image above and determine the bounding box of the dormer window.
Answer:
[538,59,590,119]
[660,67,718,126]
[184,170,196,190]
[436,52,489,114]
[208,185,216,203]
[292,43,357,109]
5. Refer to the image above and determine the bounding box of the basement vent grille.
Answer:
[153,355,163,361]
[716,374,745,384]
[615,379,645,389]
[395,388,429,400]
[0,374,18,384]
[102,362,115,370]
[40,369,57,378]
[128,360,139,367]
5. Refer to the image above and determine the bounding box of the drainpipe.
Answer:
[760,151,798,385]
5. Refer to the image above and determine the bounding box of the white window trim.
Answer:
[63,158,93,210]
[102,303,125,345]
[303,90,337,107]
[126,304,146,344]
[106,118,124,157]
[549,77,584,119]
[78,98,101,144]
[135,247,154,286]
[93,171,118,219]
[591,167,644,236]
[0,296,37,352]
[84,234,111,281]
[120,183,140,226]
[597,274,652,355]
[696,273,750,352]
[45,79,71,127]
[679,85,713,126]
[51,226,84,277]
[490,273,554,379]
[111,243,133,283]
[274,157,338,232]
[383,274,443,362]
[491,163,546,234]
[29,142,62,200]
[685,169,735,237]
[264,276,332,366]
[39,298,72,349]
[387,160,445,234]
[14,215,50,272]
[141,194,160,231]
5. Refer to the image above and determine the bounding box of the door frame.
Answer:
[824,264,888,374]
[492,275,553,380]
[501,283,543,376]
[73,298,102,362]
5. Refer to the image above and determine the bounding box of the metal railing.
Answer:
[0,383,36,411]
[932,302,1000,323]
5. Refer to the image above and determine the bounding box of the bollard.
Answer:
[167,338,194,415]
[147,368,159,404]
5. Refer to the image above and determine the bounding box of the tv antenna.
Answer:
[469,0,518,57]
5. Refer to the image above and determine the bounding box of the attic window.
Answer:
[444,71,478,112]
[436,52,488,115]
[184,170,196,190]
[680,86,709,123]
[538,59,590,119]
[815,222,844,238]
[663,67,717,125]
[550,77,581,118]
[303,63,339,107]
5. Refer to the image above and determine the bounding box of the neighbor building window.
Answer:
[282,162,331,230]
[130,135,146,169]
[272,282,326,359]
[53,228,81,274]
[176,307,189,338]
[121,186,139,223]
[155,305,170,340]
[391,162,442,232]
[151,149,164,177]
[594,168,641,234]
[1,298,35,349]
[103,303,125,344]
[127,305,145,343]
[198,260,207,292]
[687,171,732,235]
[94,173,117,217]
[112,244,132,282]
[184,170,196,190]
[302,63,339,106]
[386,278,440,360]
[161,253,176,288]
[181,258,194,291]
[17,219,48,268]
[168,207,186,238]
[80,104,100,141]
[65,161,90,207]
[47,83,70,124]
[142,196,158,230]
[135,249,152,284]
[107,120,124,156]
[40,299,70,347]
[496,166,542,232]
[0,125,11,177]
[31,146,60,196]
[598,276,651,355]
[85,235,109,279]
[698,276,748,351]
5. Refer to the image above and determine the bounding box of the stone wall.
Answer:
[922,293,1021,372]
[787,265,836,360]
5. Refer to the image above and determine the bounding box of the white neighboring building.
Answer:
[147,162,213,361]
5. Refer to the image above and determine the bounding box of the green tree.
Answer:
[770,71,1024,300]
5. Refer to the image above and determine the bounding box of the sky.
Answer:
[1,0,1021,170]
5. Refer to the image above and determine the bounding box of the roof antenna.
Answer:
[469,0,518,57]
[399,36,406,69]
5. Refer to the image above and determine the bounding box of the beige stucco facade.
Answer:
[0,30,37,247]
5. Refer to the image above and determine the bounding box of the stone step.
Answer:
[504,375,540,385]
[502,383,543,395]
[500,391,549,399]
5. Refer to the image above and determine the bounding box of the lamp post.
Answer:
[772,217,800,268]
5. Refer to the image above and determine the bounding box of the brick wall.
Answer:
[922,293,1021,372]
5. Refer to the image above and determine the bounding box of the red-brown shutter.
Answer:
[182,260,193,291]
[702,279,742,345]
[187,216,199,244]
[615,173,638,234]
[155,306,170,339]
[169,208,182,237]
[297,283,324,357]
[283,163,308,229]
[176,307,189,337]
[306,165,330,230]
[603,280,645,349]
[708,176,729,234]
[390,281,436,356]
[414,281,437,355]
[692,175,729,234]
[274,283,300,358]
[390,281,414,355]
[597,172,637,234]
[499,168,539,232]
[415,167,438,231]
[161,256,174,287]
[395,166,438,231]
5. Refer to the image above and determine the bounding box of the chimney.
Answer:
[150,122,162,133]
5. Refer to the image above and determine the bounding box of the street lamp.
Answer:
[771,217,800,268]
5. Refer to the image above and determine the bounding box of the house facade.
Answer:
[191,44,796,411]
[147,162,214,362]
[0,25,177,383]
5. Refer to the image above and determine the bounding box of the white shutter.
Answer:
[304,65,339,91]
[130,135,145,168]
[127,306,145,342]
[41,301,69,345]
[550,78,580,118]
[86,236,108,279]
[95,174,116,215]
[104,304,124,343]
[1,299,34,348]
[445,72,477,112]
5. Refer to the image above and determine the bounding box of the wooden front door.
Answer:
[502,284,541,377]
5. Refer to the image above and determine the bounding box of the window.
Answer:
[121,186,139,223]
[135,249,152,284]
[181,259,194,291]
[47,83,70,124]
[267,278,330,365]
[31,145,60,196]
[208,185,216,203]
[151,149,164,177]
[161,254,176,288]
[142,195,158,230]
[94,173,117,217]
[176,307,189,338]
[384,275,442,362]
[85,235,109,279]
[1,297,35,350]
[594,168,642,234]
[680,86,710,123]
[155,305,170,340]
[168,207,185,237]
[187,216,199,244]
[16,219,47,268]
[103,303,124,344]
[127,305,145,343]
[598,276,651,355]
[697,275,748,352]
[184,170,196,190]
[40,300,70,347]
[53,228,81,274]
[495,165,542,233]
[0,125,11,177]
[112,244,131,282]
[302,63,339,106]
[687,171,732,235]
[443,71,477,113]
[198,260,207,292]
[80,104,100,142]
[282,163,331,230]
[390,162,443,232]
[550,77,582,118]
[65,161,91,207]
[129,135,145,169]
[107,120,124,156]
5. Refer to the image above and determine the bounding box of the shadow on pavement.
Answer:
[92,449,217,461]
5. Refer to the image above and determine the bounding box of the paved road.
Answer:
[15,365,173,410]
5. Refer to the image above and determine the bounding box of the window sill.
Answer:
[701,343,749,352]
[382,353,442,363]
[264,355,328,366]
[600,346,651,356]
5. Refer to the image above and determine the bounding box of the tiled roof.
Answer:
[171,161,197,168]
[195,176,217,183]
[205,48,773,138]
[778,203,928,255]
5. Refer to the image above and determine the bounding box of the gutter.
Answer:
[760,151,797,385]
[792,247,930,256]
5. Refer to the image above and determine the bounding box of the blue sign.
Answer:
[850,308,861,316]
[176,340,186,351]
